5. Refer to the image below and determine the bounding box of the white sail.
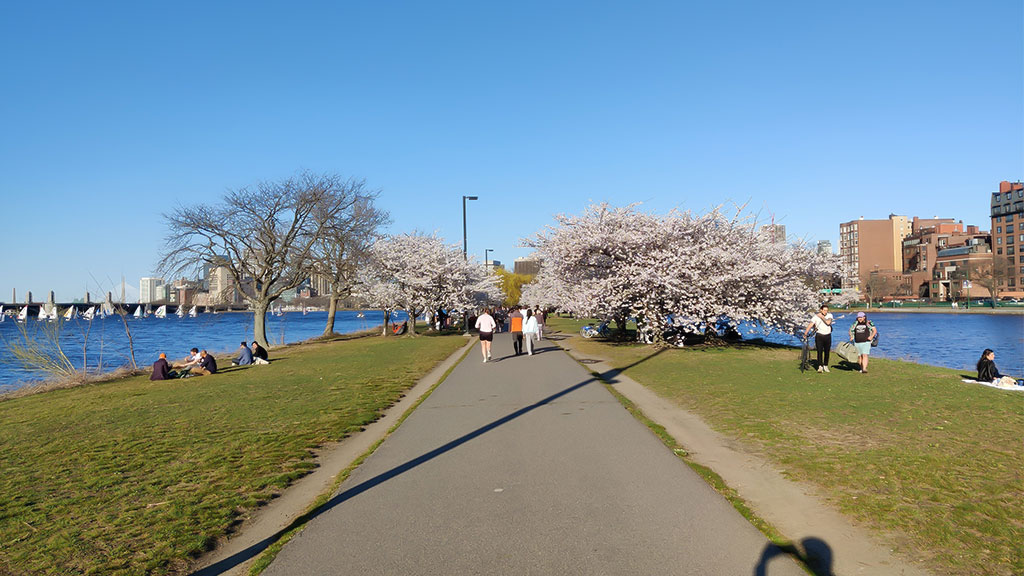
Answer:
[144,304,152,317]
[82,306,96,320]
[134,305,143,318]
[38,306,48,320]
[0,305,4,322]
[189,306,198,317]
[176,305,185,318]
[18,306,29,321]
[63,306,78,320]
[154,305,167,318]
[47,306,59,320]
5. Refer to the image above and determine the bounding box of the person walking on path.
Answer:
[475,307,497,362]
[803,304,833,372]
[509,308,524,356]
[523,309,539,355]
[848,312,877,374]
[534,306,545,340]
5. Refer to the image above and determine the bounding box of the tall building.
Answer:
[139,277,165,304]
[838,215,912,289]
[816,240,832,255]
[902,217,987,298]
[990,181,1024,296]
[514,257,542,276]
[760,224,786,245]
[208,266,237,306]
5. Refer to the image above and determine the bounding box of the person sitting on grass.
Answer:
[150,353,178,381]
[232,341,253,366]
[251,341,270,365]
[976,349,1017,386]
[192,350,218,376]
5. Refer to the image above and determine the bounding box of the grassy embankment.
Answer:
[547,316,1023,576]
[0,332,466,575]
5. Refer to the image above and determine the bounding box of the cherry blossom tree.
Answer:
[359,232,501,336]
[525,203,845,344]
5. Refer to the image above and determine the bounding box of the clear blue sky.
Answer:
[2,1,1021,302]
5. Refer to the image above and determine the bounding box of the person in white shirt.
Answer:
[474,308,497,362]
[523,309,539,355]
[803,304,834,372]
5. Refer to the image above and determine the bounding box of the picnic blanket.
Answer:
[961,378,1024,391]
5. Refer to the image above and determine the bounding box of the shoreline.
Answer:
[835,307,1023,315]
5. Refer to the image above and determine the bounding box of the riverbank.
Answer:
[0,331,466,575]
[547,316,1023,576]
[839,307,1024,315]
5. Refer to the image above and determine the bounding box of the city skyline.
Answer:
[2,1,1021,301]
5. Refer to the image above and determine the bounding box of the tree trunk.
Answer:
[253,300,270,348]
[406,308,418,336]
[323,294,339,337]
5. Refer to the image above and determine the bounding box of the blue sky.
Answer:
[1,1,1021,302]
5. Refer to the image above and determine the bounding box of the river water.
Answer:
[0,310,408,392]
[1,311,1021,392]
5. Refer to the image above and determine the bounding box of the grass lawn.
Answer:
[547,316,1024,576]
[0,333,465,575]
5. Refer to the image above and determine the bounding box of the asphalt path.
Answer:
[263,333,806,575]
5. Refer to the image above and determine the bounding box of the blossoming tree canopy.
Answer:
[525,203,844,343]
[359,232,501,335]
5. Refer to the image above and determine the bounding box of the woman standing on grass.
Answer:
[848,312,877,374]
[803,304,834,373]
[475,307,497,363]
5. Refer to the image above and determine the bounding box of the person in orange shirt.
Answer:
[509,307,524,356]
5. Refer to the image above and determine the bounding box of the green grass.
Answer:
[0,333,466,575]
[547,315,1024,576]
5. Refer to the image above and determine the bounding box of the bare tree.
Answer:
[160,172,351,347]
[970,254,1012,307]
[309,185,390,337]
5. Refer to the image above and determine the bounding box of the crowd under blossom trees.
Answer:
[524,203,845,344]
[359,232,501,336]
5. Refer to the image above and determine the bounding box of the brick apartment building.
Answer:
[990,180,1024,297]
[838,215,912,290]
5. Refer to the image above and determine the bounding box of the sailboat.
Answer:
[189,305,198,317]
[17,306,29,322]
[154,305,168,318]
[47,306,59,321]
[144,304,153,318]
[38,306,48,321]
[176,305,185,318]
[0,305,4,322]
[134,305,143,319]
[63,306,78,321]
[82,306,96,320]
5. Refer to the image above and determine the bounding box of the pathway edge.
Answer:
[554,335,935,576]
[188,336,478,576]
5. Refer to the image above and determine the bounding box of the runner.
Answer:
[475,307,497,362]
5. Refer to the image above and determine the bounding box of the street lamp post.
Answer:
[484,248,493,270]
[462,195,478,261]
[462,195,478,333]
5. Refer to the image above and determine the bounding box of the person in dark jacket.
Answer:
[251,341,270,364]
[150,353,177,381]
[976,349,1013,384]
[232,341,253,366]
[192,350,218,376]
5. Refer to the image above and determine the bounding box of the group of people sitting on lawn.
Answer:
[150,341,269,380]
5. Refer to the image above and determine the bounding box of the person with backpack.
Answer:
[848,312,878,374]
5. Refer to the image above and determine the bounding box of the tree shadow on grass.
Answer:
[189,346,665,575]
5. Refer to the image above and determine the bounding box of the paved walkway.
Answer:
[262,333,806,575]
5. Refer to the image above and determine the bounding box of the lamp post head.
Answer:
[464,195,478,201]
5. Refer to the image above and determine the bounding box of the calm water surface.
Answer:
[1,311,1021,392]
[0,310,407,392]
[759,312,1023,377]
